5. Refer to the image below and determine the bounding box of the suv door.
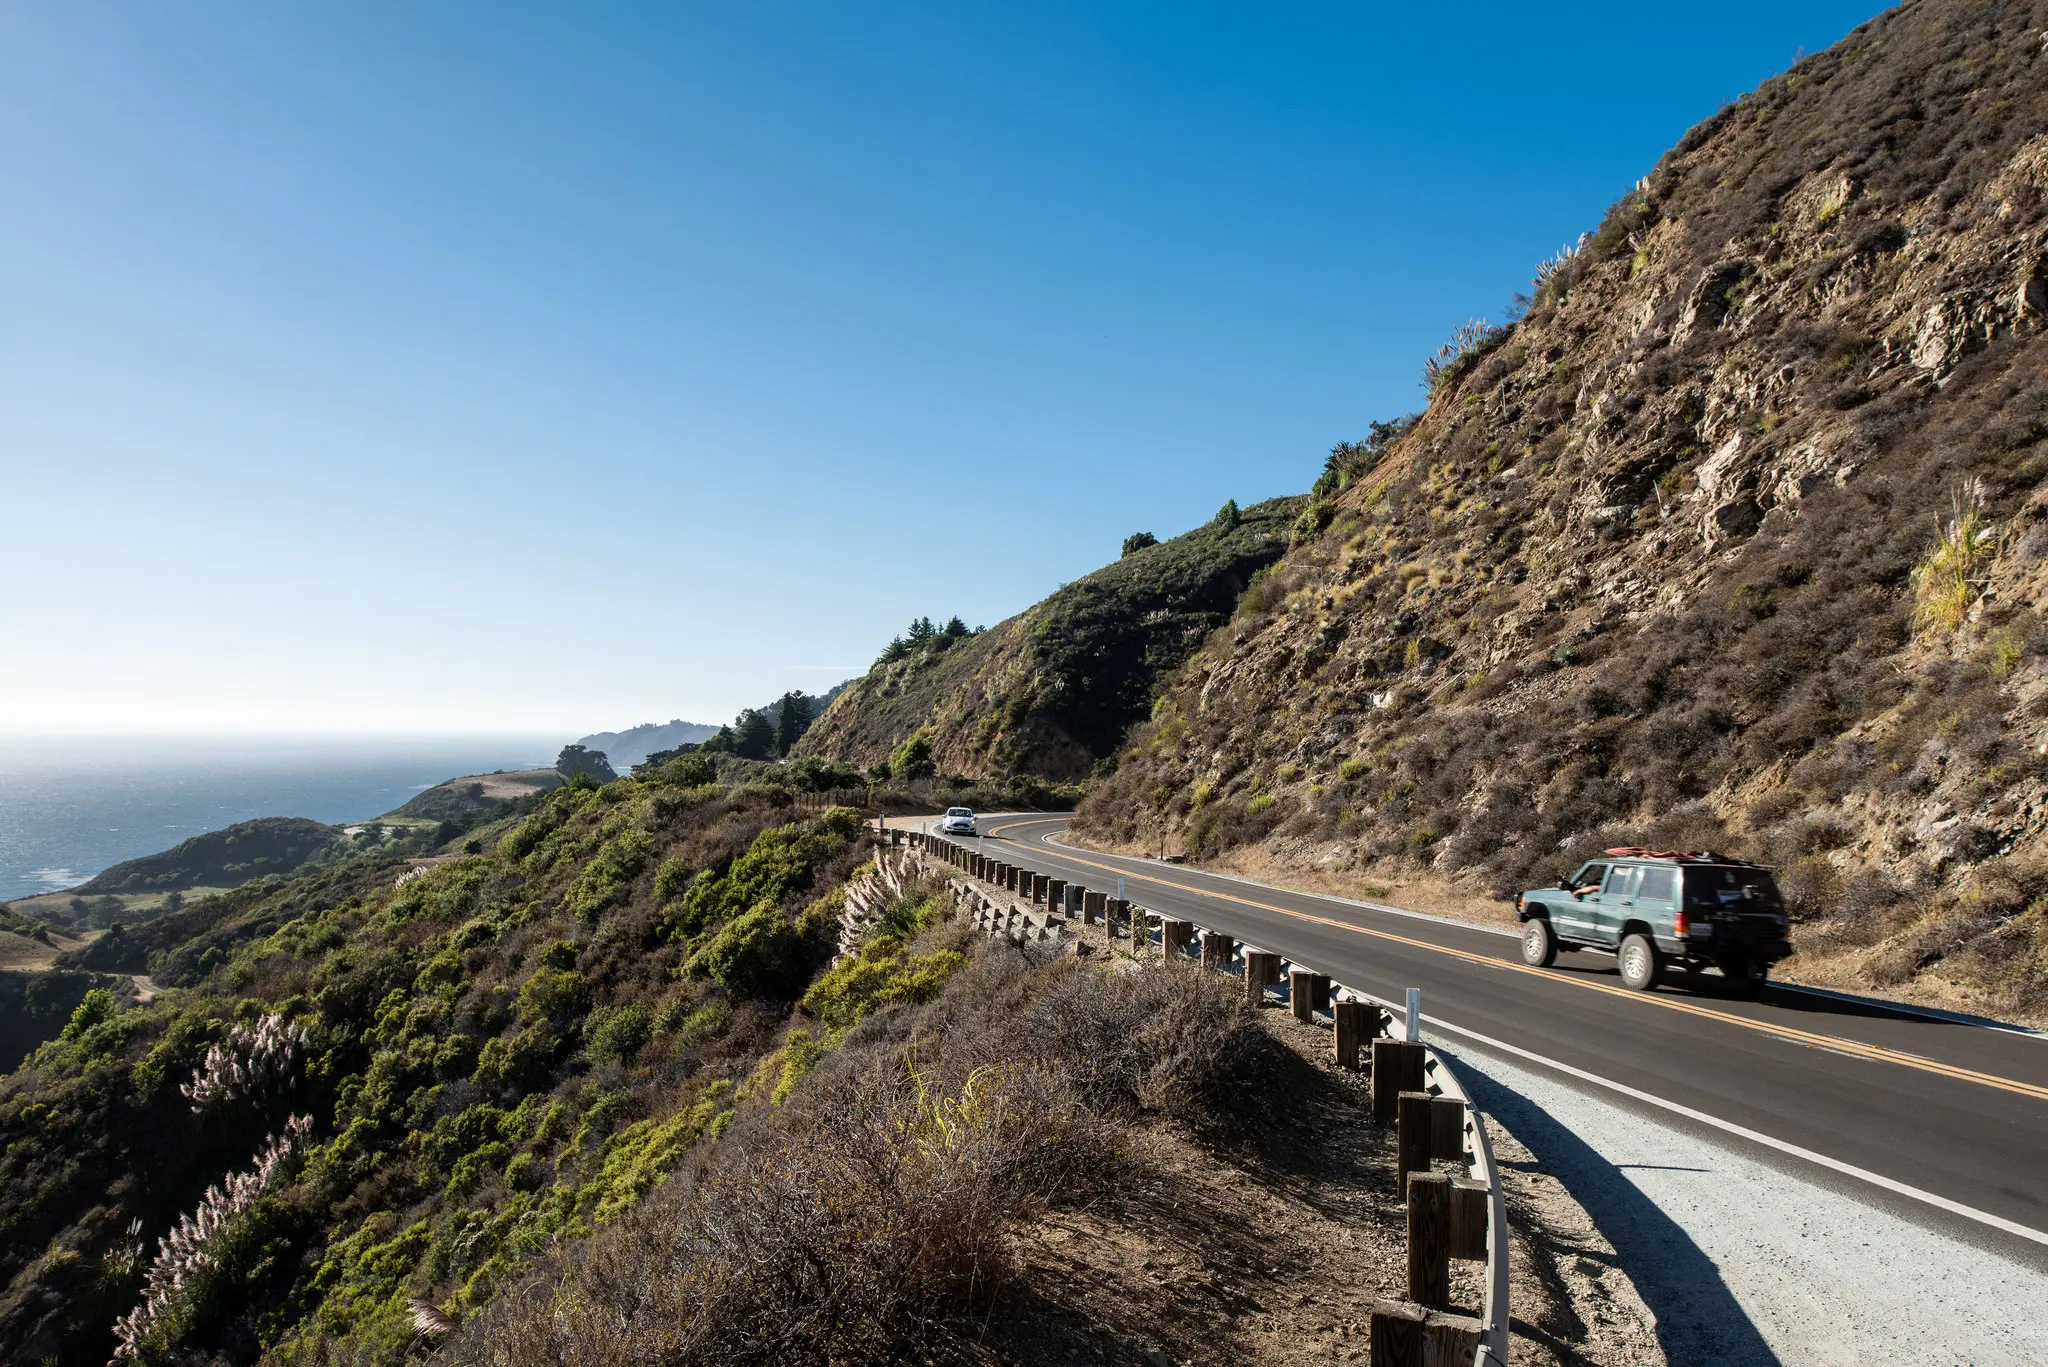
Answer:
[1554,862,1607,944]
[1591,864,1639,946]
[1634,865,1677,947]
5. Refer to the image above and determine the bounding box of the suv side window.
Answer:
[1571,863,1607,892]
[1603,866,1637,897]
[1637,867,1675,902]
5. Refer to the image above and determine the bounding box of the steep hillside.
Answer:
[73,817,345,896]
[0,759,1455,1367]
[797,497,1303,780]
[0,770,877,1364]
[1080,0,2048,1019]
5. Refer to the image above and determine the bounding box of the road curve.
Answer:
[914,812,2048,1268]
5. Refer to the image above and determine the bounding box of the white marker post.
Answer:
[1117,875,1125,901]
[1404,987,1422,1043]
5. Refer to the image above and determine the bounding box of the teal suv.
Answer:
[1515,849,1792,995]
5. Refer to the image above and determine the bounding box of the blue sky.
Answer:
[0,1,1885,735]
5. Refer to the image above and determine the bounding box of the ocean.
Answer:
[0,734,562,902]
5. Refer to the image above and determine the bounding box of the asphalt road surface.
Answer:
[910,813,2048,1271]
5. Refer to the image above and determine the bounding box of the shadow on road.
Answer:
[1445,1050,1783,1367]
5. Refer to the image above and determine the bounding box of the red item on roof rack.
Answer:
[1602,847,1733,862]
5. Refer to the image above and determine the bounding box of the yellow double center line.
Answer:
[981,818,2048,1105]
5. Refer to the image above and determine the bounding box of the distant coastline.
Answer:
[0,734,561,901]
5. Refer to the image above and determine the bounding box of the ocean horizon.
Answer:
[0,733,564,902]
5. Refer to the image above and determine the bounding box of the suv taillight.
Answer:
[1673,909,1690,937]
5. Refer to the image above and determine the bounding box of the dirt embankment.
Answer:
[967,916,1661,1366]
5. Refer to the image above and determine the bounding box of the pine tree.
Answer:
[774,691,813,755]
[733,709,777,760]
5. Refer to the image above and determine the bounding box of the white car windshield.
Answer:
[947,808,973,818]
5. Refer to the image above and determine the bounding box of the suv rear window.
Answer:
[1683,865,1784,913]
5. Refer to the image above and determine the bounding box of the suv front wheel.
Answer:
[1618,933,1662,992]
[1520,918,1557,968]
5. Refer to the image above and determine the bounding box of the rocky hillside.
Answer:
[797,497,1303,780]
[1079,0,2048,1020]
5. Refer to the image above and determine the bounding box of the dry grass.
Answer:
[452,950,1284,1366]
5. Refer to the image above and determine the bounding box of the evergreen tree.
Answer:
[774,691,813,754]
[733,708,777,760]
[907,616,935,646]
[1121,531,1158,557]
[1214,498,1241,529]
[555,744,617,783]
[942,616,968,638]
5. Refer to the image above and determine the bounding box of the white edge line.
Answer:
[1028,821,2048,1043]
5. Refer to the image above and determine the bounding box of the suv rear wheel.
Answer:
[1618,933,1662,992]
[1520,918,1557,968]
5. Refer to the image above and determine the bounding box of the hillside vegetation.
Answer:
[1079,0,2048,1020]
[0,752,1342,1366]
[797,497,1302,780]
[0,765,880,1363]
[75,819,346,897]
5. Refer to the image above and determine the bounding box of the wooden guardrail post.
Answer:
[1243,950,1281,1006]
[1426,1311,1483,1363]
[1046,877,1066,911]
[1405,1170,1451,1308]
[1332,999,1368,1069]
[1372,1039,1425,1125]
[1397,1090,1434,1193]
[1430,1096,1467,1162]
[1288,968,1332,1021]
[1160,918,1192,957]
[1082,889,1105,924]
[1107,897,1129,935]
[1449,1177,1489,1261]
[1199,930,1235,969]
[1369,1300,1426,1366]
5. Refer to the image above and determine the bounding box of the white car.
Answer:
[939,807,977,836]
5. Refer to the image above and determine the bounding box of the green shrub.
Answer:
[59,988,116,1042]
[689,902,802,997]
[586,1003,653,1065]
[801,936,966,1030]
[890,728,937,780]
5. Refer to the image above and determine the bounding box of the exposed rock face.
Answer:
[1079,0,2048,1017]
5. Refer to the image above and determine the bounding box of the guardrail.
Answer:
[909,829,1512,1366]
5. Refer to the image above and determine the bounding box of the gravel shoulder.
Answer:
[1440,1036,2048,1367]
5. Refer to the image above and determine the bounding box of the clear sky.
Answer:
[1,1,1886,736]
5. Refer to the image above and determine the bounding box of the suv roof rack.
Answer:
[1601,846,1763,866]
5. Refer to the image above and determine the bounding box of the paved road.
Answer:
[915,813,2048,1270]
